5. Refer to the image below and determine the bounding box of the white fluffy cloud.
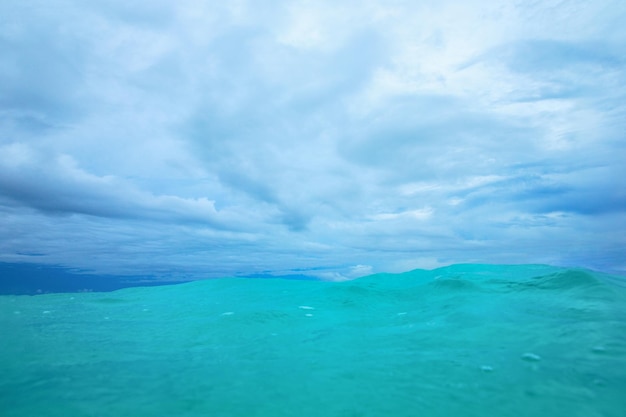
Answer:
[1,0,625,278]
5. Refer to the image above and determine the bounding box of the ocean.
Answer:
[1,264,625,416]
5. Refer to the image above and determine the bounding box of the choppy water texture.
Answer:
[2,264,626,417]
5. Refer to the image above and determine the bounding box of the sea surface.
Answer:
[1,264,625,417]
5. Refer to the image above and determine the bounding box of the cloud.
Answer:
[464,39,626,104]
[1,0,625,278]
[0,143,259,230]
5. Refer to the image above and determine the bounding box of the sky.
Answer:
[1,0,625,281]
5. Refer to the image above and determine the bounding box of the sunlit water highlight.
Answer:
[1,264,625,416]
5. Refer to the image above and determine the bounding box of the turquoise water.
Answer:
[1,264,626,417]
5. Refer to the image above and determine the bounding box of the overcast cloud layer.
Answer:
[1,0,625,280]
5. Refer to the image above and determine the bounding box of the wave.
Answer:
[2,264,625,417]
